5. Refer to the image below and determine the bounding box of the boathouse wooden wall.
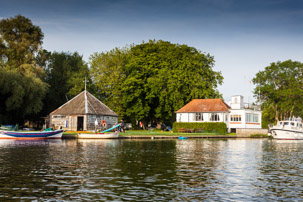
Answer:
[50,115,118,131]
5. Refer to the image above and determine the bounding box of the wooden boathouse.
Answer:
[49,90,118,131]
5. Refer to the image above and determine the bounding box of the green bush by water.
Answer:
[172,122,227,134]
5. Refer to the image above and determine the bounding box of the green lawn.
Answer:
[118,130,233,136]
[63,130,236,137]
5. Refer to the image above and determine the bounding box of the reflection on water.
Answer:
[0,139,303,200]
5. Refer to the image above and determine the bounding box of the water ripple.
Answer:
[0,139,303,200]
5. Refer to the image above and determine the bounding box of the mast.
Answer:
[84,77,88,91]
[84,77,88,113]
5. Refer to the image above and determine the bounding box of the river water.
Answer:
[0,138,303,201]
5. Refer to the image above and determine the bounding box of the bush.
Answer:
[172,122,227,134]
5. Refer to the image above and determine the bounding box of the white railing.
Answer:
[244,103,261,111]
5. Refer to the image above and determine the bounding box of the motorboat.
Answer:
[269,117,303,140]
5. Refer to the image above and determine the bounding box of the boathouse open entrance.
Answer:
[77,116,84,131]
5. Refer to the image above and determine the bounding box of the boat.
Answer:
[0,129,63,139]
[269,117,303,140]
[78,131,119,139]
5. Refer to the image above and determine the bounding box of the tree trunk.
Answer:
[275,105,279,122]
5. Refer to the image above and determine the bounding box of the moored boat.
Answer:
[0,129,63,139]
[269,117,303,140]
[78,131,119,139]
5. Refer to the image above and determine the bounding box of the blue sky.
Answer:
[1,0,303,103]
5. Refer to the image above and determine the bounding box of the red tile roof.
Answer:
[176,99,230,113]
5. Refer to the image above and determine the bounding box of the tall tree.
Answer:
[0,69,48,124]
[90,40,223,126]
[122,40,222,125]
[0,15,44,69]
[43,52,90,114]
[90,47,129,115]
[0,15,48,125]
[253,60,303,125]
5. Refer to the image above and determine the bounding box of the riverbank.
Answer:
[62,130,268,139]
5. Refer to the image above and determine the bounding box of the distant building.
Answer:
[49,90,118,131]
[176,98,231,124]
[228,95,262,133]
[176,95,262,133]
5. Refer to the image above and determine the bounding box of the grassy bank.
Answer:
[62,130,238,140]
[117,130,234,136]
[63,130,235,137]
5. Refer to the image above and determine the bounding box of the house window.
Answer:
[246,113,259,123]
[195,113,203,121]
[52,115,66,119]
[210,113,220,121]
[231,115,241,122]
[253,114,259,123]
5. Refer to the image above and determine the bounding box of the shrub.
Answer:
[172,122,227,134]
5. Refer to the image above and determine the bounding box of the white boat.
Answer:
[78,131,119,139]
[269,117,303,140]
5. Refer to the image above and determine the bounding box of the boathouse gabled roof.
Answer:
[50,90,118,116]
[176,99,231,113]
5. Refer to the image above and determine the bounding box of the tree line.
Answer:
[253,60,303,127]
[0,15,91,125]
[1,15,302,128]
[0,15,223,127]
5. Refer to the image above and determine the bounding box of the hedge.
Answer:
[172,122,227,134]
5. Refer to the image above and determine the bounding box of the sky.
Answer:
[1,0,303,103]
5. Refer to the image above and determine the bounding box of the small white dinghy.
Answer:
[78,131,119,139]
[78,124,120,139]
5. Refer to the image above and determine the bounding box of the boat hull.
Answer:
[270,129,303,140]
[78,131,119,139]
[0,130,63,139]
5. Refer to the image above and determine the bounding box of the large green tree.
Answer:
[122,40,222,125]
[253,60,303,125]
[43,51,90,114]
[0,15,48,125]
[0,15,44,69]
[90,47,129,115]
[0,69,48,124]
[90,40,223,126]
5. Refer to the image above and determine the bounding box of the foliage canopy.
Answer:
[42,51,90,115]
[0,15,48,124]
[0,15,44,69]
[90,40,223,126]
[0,69,48,124]
[253,60,303,125]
